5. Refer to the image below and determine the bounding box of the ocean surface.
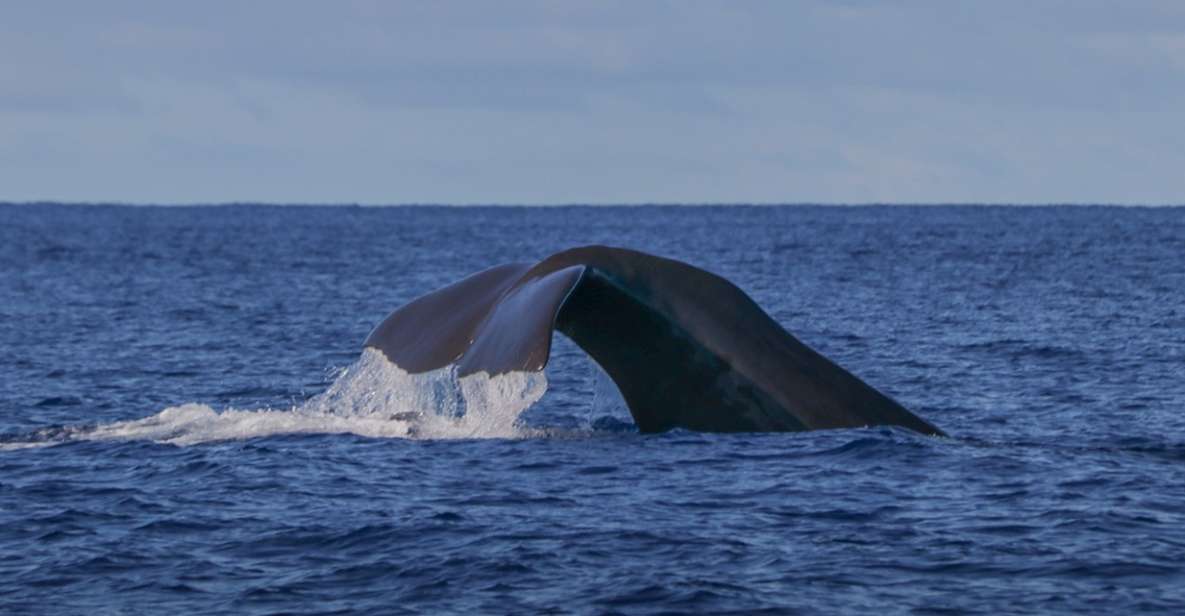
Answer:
[1,204,1183,614]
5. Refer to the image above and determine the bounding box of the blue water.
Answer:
[2,204,1184,614]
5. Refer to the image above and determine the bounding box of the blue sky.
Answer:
[2,1,1183,204]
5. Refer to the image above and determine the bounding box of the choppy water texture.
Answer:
[2,204,1184,614]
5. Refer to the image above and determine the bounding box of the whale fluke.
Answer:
[364,246,945,436]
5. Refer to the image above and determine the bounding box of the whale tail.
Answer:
[365,246,945,437]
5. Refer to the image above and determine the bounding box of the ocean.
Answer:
[1,204,1183,614]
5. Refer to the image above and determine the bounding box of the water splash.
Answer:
[2,348,548,448]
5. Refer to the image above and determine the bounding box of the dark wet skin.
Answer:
[365,246,945,437]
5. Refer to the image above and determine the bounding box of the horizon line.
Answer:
[2,201,1183,208]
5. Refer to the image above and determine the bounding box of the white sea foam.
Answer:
[2,348,548,449]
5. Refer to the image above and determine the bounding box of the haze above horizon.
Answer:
[3,2,1183,205]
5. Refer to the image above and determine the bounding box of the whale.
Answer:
[364,246,945,436]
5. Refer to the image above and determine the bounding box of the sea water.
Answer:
[2,204,1184,613]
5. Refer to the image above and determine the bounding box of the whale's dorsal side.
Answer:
[363,245,945,436]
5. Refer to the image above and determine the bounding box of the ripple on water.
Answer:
[2,205,1185,613]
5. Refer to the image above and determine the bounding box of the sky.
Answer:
[2,1,1184,205]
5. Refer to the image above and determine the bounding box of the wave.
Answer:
[1,348,548,449]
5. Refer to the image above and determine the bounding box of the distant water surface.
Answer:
[1,204,1184,614]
